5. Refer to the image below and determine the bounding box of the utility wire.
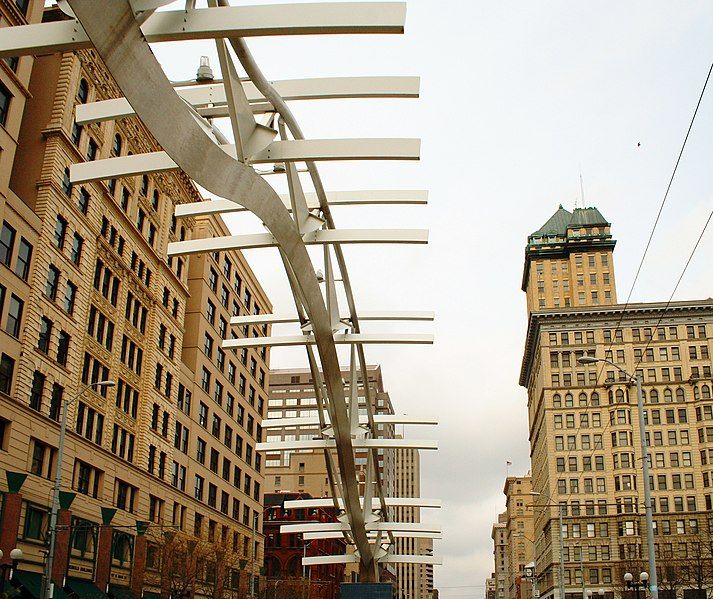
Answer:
[551,60,713,501]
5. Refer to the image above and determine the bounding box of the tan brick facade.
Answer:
[0,8,272,596]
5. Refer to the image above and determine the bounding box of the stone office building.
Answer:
[519,205,713,599]
[0,6,271,597]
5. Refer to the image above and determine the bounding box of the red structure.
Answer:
[264,492,346,599]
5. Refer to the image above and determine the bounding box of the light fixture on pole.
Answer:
[624,571,648,599]
[578,355,658,599]
[0,548,23,587]
[42,380,116,599]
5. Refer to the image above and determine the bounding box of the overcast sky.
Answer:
[150,1,713,594]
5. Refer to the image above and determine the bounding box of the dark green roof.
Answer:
[531,205,572,236]
[569,206,609,228]
[531,205,609,237]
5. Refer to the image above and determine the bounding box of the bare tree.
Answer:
[678,526,713,599]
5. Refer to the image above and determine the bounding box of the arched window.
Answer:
[553,394,562,408]
[591,391,600,406]
[676,387,685,402]
[77,78,89,103]
[703,385,711,400]
[565,393,573,407]
[608,390,614,405]
[664,388,673,403]
[266,556,281,578]
[579,392,588,407]
[62,167,72,197]
[141,174,149,195]
[286,556,300,577]
[112,133,122,156]
[616,389,625,403]
[694,387,700,401]
[650,389,659,404]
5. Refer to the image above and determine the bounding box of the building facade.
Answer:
[0,9,271,597]
[263,492,346,599]
[504,476,534,599]
[393,437,435,599]
[265,366,432,588]
[492,512,509,599]
[520,206,713,599]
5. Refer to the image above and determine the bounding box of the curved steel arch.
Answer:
[66,0,376,575]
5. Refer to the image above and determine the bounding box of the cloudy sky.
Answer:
[150,1,713,594]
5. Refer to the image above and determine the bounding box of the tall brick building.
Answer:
[0,5,270,597]
[519,205,713,599]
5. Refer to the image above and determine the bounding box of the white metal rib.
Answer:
[167,230,428,257]
[0,3,407,58]
[261,414,438,429]
[284,497,442,509]
[257,438,438,452]
[174,190,429,217]
[230,310,434,326]
[70,139,420,183]
[222,332,434,349]
[75,76,420,124]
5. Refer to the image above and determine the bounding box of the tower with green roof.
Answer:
[522,205,617,313]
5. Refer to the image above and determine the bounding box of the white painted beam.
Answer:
[70,139,420,183]
[174,189,429,218]
[167,229,428,257]
[257,438,438,452]
[302,554,442,566]
[302,531,442,540]
[0,3,407,58]
[381,555,443,566]
[281,521,441,534]
[249,138,419,163]
[230,310,434,326]
[262,414,438,429]
[75,76,420,124]
[222,332,434,349]
[302,555,359,566]
[284,498,442,509]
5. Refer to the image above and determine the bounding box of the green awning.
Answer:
[65,578,108,599]
[8,571,71,599]
[142,593,160,599]
[11,571,42,598]
[108,584,135,599]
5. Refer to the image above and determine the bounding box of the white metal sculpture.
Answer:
[1,0,440,581]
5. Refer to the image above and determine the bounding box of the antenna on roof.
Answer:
[579,165,585,208]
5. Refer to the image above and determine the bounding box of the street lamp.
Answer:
[624,571,648,599]
[578,356,658,599]
[42,380,115,599]
[530,491,565,599]
[0,548,23,588]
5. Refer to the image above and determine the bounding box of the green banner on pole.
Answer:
[101,507,117,525]
[58,491,76,510]
[6,471,28,493]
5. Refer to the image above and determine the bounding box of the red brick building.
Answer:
[264,493,346,599]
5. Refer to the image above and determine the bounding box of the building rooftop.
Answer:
[530,205,609,238]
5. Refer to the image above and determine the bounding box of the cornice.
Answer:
[519,298,713,388]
